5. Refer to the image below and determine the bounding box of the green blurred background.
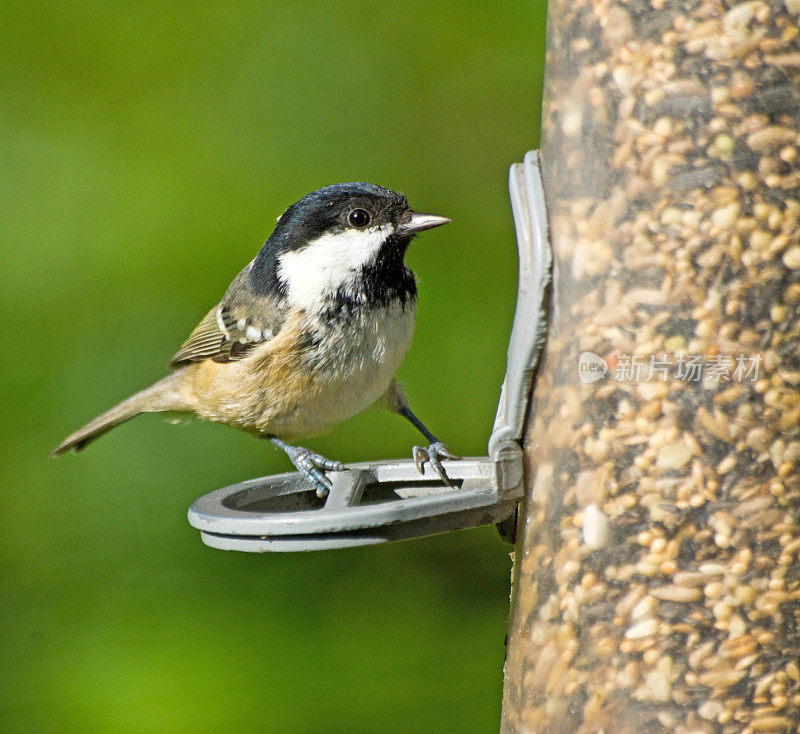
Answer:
[1,2,546,731]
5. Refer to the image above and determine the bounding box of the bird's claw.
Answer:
[285,446,345,497]
[412,441,460,487]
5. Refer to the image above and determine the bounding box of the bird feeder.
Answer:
[501,2,800,731]
[187,151,551,552]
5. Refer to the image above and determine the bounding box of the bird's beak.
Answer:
[398,212,451,236]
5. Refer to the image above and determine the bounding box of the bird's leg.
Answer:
[397,405,459,487]
[265,436,345,497]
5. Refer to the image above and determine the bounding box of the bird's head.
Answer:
[251,182,450,309]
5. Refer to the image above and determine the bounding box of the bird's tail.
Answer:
[51,371,189,456]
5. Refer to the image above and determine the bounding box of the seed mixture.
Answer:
[501,0,800,732]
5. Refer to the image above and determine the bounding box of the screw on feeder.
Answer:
[187,151,552,552]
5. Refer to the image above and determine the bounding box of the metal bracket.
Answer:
[490,150,552,498]
[187,150,551,552]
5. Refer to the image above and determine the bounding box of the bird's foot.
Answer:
[412,441,460,487]
[287,446,345,497]
[269,437,345,497]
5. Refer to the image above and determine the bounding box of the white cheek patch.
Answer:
[277,225,392,311]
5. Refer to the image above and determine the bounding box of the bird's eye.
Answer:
[348,209,371,228]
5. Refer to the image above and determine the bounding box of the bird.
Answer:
[52,182,457,495]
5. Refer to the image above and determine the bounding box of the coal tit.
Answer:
[52,183,456,493]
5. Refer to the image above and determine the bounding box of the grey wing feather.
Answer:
[169,268,287,367]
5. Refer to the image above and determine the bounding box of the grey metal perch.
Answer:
[187,152,552,552]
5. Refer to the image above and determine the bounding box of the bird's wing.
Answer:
[169,278,287,367]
